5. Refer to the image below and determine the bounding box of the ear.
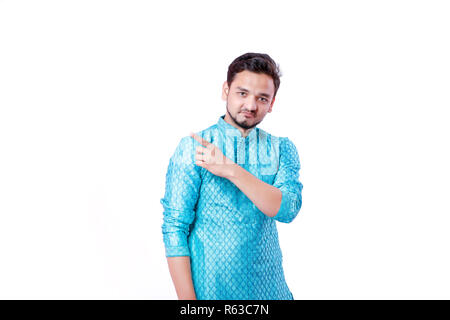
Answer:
[221,81,229,101]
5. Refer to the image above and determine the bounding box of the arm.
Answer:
[166,256,197,300]
[226,164,282,218]
[226,137,303,223]
[190,133,302,223]
[161,136,201,299]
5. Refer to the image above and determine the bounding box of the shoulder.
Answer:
[171,124,218,162]
[278,136,300,168]
[262,129,300,165]
[191,123,223,146]
[258,128,297,152]
[280,136,299,153]
[170,135,196,164]
[175,124,215,149]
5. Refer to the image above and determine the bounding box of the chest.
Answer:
[199,141,280,196]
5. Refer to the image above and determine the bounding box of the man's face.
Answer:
[221,70,275,130]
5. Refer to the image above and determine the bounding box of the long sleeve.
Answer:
[271,137,303,223]
[161,136,202,257]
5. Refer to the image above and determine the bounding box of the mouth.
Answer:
[241,111,254,118]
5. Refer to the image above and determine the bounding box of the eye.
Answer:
[238,92,268,102]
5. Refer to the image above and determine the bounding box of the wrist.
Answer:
[225,163,240,181]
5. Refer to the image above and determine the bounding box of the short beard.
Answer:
[226,104,260,130]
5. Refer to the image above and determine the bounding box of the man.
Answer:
[160,52,303,300]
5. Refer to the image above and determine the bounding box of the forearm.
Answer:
[226,164,281,218]
[166,256,197,300]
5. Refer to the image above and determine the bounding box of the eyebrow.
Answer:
[236,86,272,98]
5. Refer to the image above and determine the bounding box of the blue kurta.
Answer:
[161,114,303,300]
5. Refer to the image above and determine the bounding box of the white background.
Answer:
[1,0,449,299]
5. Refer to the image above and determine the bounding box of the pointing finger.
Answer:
[190,132,210,147]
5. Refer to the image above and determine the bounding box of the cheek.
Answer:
[228,99,242,111]
[229,96,241,104]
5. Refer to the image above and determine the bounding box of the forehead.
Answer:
[231,70,275,94]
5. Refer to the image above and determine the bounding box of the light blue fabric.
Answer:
[161,114,303,300]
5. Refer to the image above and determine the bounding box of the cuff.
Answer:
[272,189,301,223]
[165,245,191,257]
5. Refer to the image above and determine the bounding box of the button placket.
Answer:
[236,137,245,166]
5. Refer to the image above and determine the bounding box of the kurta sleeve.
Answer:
[271,137,303,223]
[160,136,202,257]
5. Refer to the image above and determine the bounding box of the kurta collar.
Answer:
[217,114,257,140]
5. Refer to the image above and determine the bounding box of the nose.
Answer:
[245,96,257,111]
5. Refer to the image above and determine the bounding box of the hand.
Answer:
[190,132,236,179]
